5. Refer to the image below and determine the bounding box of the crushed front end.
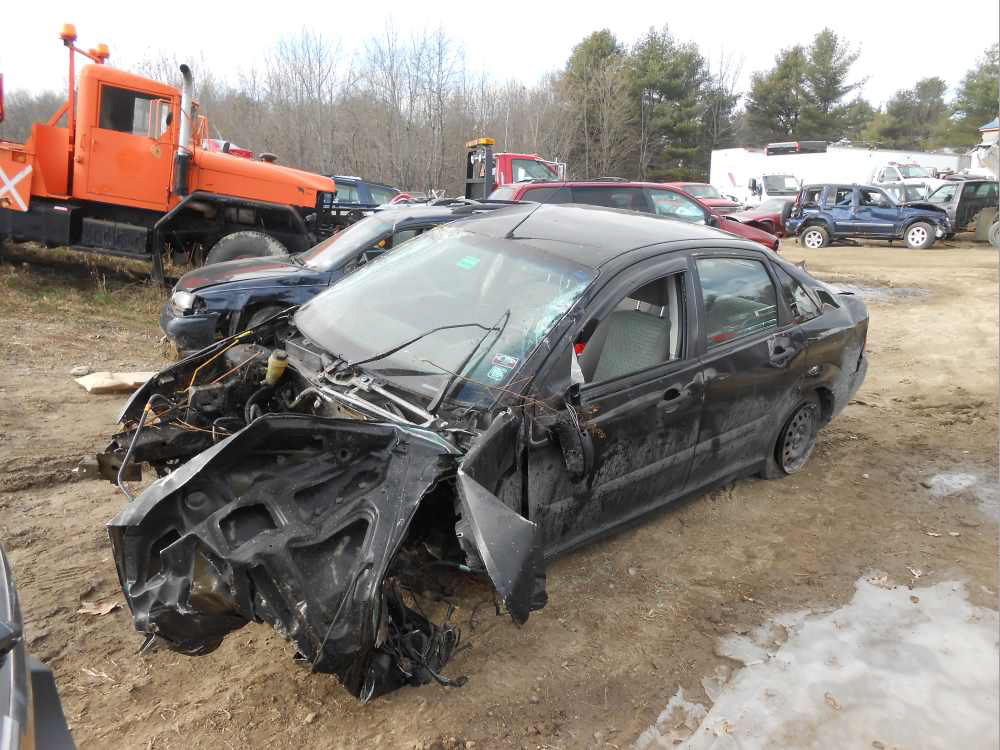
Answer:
[100,317,546,699]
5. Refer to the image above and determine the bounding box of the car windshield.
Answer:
[683,184,722,199]
[295,224,597,406]
[762,175,799,194]
[298,215,394,271]
[899,165,930,178]
[512,158,560,182]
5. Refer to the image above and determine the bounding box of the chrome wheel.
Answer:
[779,401,819,474]
[906,225,928,248]
[802,229,824,249]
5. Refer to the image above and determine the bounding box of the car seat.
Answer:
[578,309,670,383]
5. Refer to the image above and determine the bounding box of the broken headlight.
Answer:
[171,290,201,315]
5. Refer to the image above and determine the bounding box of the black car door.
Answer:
[686,251,809,491]
[526,254,704,555]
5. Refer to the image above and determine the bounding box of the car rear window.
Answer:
[522,186,573,203]
[369,185,399,204]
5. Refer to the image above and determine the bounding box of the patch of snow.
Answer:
[637,575,999,749]
[926,472,1000,520]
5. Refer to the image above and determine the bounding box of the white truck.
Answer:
[711,142,969,206]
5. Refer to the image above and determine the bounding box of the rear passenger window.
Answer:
[825,188,852,208]
[697,257,778,348]
[335,183,360,203]
[774,266,821,323]
[523,186,572,203]
[570,187,649,212]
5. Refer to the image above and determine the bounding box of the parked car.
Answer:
[728,197,796,237]
[883,183,930,205]
[665,182,742,213]
[162,201,511,353]
[100,203,868,702]
[1,544,75,750]
[922,179,999,234]
[487,181,780,251]
[785,184,951,249]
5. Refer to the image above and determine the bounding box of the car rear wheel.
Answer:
[800,225,829,249]
[205,231,288,265]
[904,222,935,249]
[762,393,821,478]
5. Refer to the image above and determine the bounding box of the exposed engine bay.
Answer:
[99,315,547,700]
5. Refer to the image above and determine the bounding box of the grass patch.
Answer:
[0,258,166,326]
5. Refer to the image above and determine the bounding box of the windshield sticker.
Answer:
[491,353,519,369]
[456,255,481,270]
[486,365,509,382]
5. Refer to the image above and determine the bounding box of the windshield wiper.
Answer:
[346,321,501,369]
[428,309,510,413]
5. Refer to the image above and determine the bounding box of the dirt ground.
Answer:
[0,237,997,750]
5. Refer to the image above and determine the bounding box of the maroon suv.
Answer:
[489,180,779,251]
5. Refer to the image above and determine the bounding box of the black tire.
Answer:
[761,392,821,479]
[799,224,829,249]
[780,200,794,224]
[990,221,1000,249]
[243,305,284,331]
[903,222,935,249]
[205,231,288,265]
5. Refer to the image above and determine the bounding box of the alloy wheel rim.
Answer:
[908,227,927,246]
[804,230,822,249]
[781,403,818,473]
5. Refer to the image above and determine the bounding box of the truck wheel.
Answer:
[904,222,934,249]
[800,225,829,249]
[205,231,288,265]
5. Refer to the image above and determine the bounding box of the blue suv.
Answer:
[786,184,951,249]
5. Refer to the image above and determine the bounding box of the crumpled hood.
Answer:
[174,256,325,293]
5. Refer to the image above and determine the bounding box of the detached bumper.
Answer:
[159,303,222,353]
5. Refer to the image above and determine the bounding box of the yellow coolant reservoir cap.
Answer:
[265,349,288,386]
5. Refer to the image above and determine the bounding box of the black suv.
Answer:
[785,184,951,249]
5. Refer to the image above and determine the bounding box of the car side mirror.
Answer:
[706,213,719,228]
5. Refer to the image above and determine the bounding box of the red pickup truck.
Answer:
[487,180,780,251]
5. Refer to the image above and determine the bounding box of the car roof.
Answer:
[374,203,510,225]
[451,203,752,267]
[511,180,693,191]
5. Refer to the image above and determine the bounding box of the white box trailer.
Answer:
[711,143,970,206]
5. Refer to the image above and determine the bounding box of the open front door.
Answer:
[455,411,547,623]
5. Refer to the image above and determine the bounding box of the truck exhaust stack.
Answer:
[173,64,194,196]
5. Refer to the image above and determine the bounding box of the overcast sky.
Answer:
[3,0,997,108]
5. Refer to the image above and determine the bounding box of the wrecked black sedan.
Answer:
[99,203,868,700]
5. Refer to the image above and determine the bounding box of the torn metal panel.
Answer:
[108,414,463,699]
[455,412,547,624]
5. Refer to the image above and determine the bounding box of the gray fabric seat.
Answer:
[585,309,670,383]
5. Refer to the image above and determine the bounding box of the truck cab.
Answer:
[463,137,565,200]
[1,25,342,280]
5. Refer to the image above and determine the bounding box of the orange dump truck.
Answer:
[0,25,341,281]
